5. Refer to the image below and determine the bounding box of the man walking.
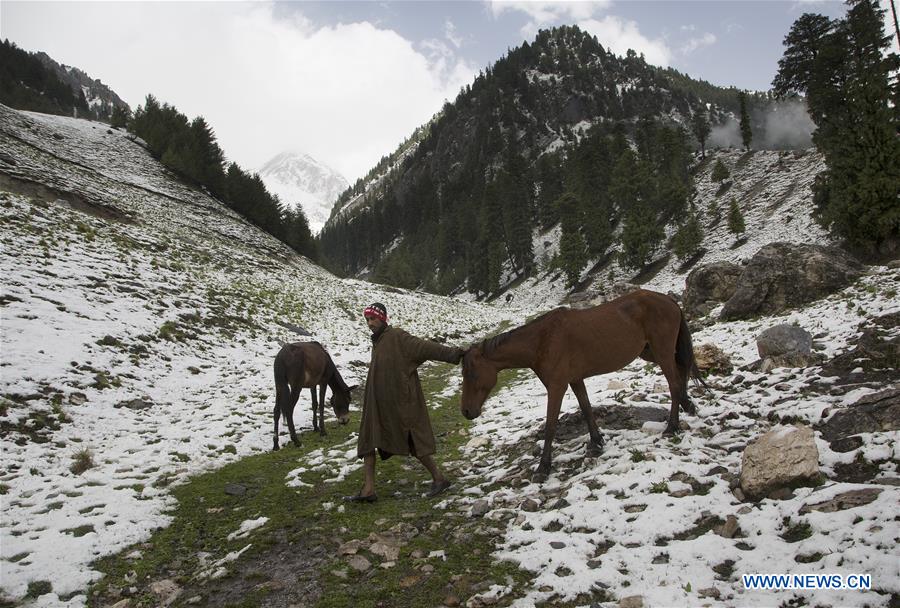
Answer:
[345,302,465,503]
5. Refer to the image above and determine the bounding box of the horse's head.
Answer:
[329,384,357,425]
[460,345,497,420]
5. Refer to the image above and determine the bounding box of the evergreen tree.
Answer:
[110,105,131,129]
[556,192,588,288]
[774,0,900,254]
[673,210,704,260]
[738,91,753,150]
[691,109,711,158]
[711,158,730,182]
[727,198,746,235]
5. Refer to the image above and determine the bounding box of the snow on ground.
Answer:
[2,104,897,608]
[0,106,507,606]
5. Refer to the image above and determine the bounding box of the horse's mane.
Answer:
[479,308,563,358]
[325,355,350,394]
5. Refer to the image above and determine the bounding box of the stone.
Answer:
[799,488,882,514]
[470,500,490,518]
[520,498,540,512]
[550,541,566,549]
[69,392,87,405]
[683,261,743,318]
[721,243,864,321]
[716,515,740,539]
[347,555,371,572]
[694,344,733,375]
[817,388,900,441]
[829,436,863,453]
[339,539,364,555]
[740,426,820,499]
[114,398,153,410]
[698,587,721,599]
[607,380,629,391]
[331,569,348,580]
[223,483,248,496]
[756,324,812,359]
[444,595,461,607]
[148,579,181,607]
[388,522,420,541]
[466,436,491,449]
[369,542,400,561]
[109,601,131,608]
[619,595,644,608]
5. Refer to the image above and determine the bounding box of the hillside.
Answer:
[1,104,898,608]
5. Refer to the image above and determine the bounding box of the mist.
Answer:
[709,98,816,151]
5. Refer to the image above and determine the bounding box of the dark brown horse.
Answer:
[460,289,705,482]
[273,341,356,450]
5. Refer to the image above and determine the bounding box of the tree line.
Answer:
[0,39,92,118]
[774,0,899,257]
[129,95,315,258]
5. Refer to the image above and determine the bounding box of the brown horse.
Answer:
[460,289,705,482]
[273,341,356,450]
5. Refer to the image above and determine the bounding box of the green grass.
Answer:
[89,363,532,607]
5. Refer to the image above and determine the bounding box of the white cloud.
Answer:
[578,16,673,67]
[445,19,463,49]
[490,0,612,24]
[680,32,717,55]
[0,2,477,183]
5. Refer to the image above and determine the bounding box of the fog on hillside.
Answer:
[710,99,816,150]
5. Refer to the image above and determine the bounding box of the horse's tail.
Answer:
[273,348,291,425]
[675,310,709,414]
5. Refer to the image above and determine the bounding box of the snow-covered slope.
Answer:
[0,105,508,606]
[256,151,348,234]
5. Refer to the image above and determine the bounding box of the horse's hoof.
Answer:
[662,426,678,436]
[273,445,280,451]
[586,441,604,457]
[531,470,549,484]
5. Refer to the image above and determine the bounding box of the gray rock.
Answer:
[716,515,740,538]
[799,488,882,514]
[223,483,247,496]
[619,595,644,608]
[148,580,181,607]
[114,398,153,410]
[817,388,900,441]
[347,554,371,572]
[757,324,812,359]
[470,500,490,518]
[520,498,540,512]
[550,541,566,549]
[683,262,743,318]
[740,426,820,499]
[721,242,864,321]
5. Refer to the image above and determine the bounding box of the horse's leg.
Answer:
[318,382,328,436]
[657,355,685,435]
[273,387,283,451]
[570,379,604,456]
[534,384,566,483]
[310,387,319,434]
[286,384,302,447]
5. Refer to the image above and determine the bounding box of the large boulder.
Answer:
[683,262,743,318]
[721,243,864,321]
[757,324,812,358]
[740,426,820,500]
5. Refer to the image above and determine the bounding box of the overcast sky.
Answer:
[3,1,884,184]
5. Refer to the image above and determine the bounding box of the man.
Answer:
[345,302,465,503]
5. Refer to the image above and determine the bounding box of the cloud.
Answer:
[680,32,717,55]
[445,19,463,49]
[490,0,612,24]
[0,1,477,183]
[578,16,673,66]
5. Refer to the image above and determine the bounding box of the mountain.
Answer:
[317,25,817,296]
[35,51,130,122]
[257,151,348,234]
[2,102,897,608]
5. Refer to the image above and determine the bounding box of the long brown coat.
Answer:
[357,326,461,458]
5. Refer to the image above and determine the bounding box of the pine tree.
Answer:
[711,159,730,182]
[556,192,588,288]
[774,0,900,254]
[727,198,746,235]
[673,211,704,260]
[691,109,711,158]
[738,91,753,150]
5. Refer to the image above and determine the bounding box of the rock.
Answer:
[369,542,400,561]
[619,595,644,608]
[148,579,181,607]
[331,569,348,579]
[69,392,87,405]
[756,324,812,359]
[683,262,743,318]
[114,398,153,410]
[721,243,864,321]
[444,595,461,607]
[520,498,540,512]
[466,436,491,450]
[347,555,371,572]
[387,522,420,541]
[740,426,820,499]
[799,488,882,514]
[698,587,721,599]
[109,601,131,608]
[339,539,364,555]
[817,388,900,441]
[607,380,629,390]
[223,483,247,496]
[694,344,733,375]
[829,436,863,453]
[399,575,420,588]
[470,500,490,518]
[550,541,566,549]
[716,515,740,538]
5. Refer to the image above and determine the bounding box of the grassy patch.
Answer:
[90,363,531,607]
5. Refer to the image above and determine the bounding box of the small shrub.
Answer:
[70,448,95,475]
[711,159,730,182]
